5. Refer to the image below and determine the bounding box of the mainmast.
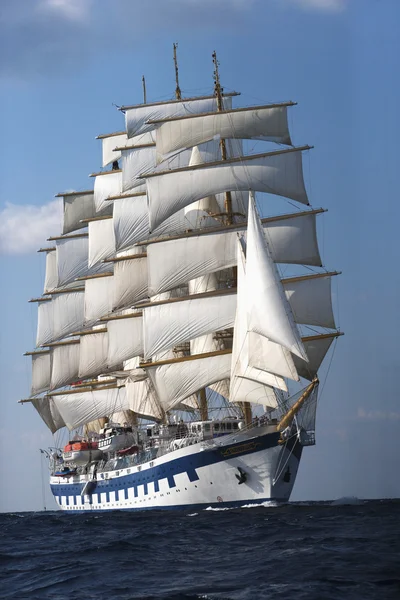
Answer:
[213,51,250,424]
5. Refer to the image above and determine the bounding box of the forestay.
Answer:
[156,104,292,157]
[146,149,309,231]
[147,211,322,296]
[52,387,130,430]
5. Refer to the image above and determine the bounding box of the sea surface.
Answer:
[1,499,399,600]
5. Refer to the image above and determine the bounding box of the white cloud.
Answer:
[286,0,346,11]
[0,200,63,255]
[37,0,92,21]
[357,407,400,421]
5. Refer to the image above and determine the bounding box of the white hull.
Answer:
[51,428,303,511]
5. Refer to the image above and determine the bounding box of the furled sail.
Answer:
[52,387,130,430]
[147,210,322,296]
[145,148,310,231]
[155,103,293,158]
[145,351,232,412]
[123,95,233,138]
[31,351,51,396]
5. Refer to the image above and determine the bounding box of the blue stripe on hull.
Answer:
[51,431,300,508]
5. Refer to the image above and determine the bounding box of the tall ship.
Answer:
[21,48,342,511]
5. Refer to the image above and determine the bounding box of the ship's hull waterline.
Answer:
[50,429,303,512]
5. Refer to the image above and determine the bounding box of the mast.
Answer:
[142,76,147,104]
[212,51,233,225]
[173,43,182,101]
[213,51,247,422]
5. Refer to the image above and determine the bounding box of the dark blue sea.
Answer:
[1,499,399,600]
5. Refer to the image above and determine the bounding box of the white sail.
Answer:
[56,236,108,287]
[94,171,122,212]
[124,96,232,138]
[121,144,156,191]
[107,315,144,368]
[125,377,163,421]
[146,149,309,231]
[84,275,114,324]
[230,241,293,395]
[31,397,66,434]
[246,194,307,361]
[143,291,236,359]
[61,191,113,235]
[229,377,278,410]
[147,211,321,296]
[52,387,130,430]
[146,352,232,412]
[78,331,109,379]
[100,131,156,167]
[43,250,58,294]
[112,254,148,310]
[88,218,116,268]
[293,335,336,381]
[50,342,80,390]
[101,132,127,167]
[36,291,85,346]
[113,193,220,252]
[283,275,335,329]
[156,104,292,157]
[31,351,51,396]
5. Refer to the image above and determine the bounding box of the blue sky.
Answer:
[1,0,400,512]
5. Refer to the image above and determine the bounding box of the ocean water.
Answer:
[1,499,399,600]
